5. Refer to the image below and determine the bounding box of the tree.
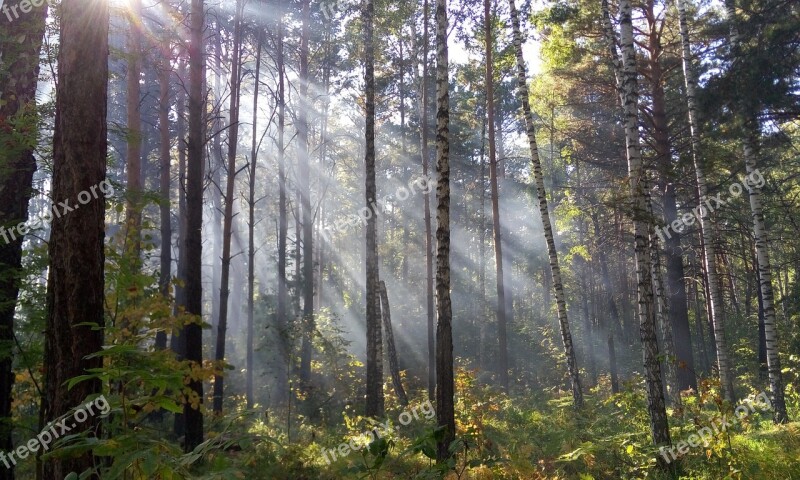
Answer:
[213,0,244,415]
[42,0,108,476]
[485,0,509,394]
[364,0,384,419]
[125,0,144,258]
[723,0,789,424]
[0,2,48,477]
[434,0,455,461]
[298,0,315,388]
[181,0,206,452]
[246,32,263,411]
[508,0,583,407]
[603,0,671,450]
[157,44,173,351]
[675,0,734,401]
[411,0,436,402]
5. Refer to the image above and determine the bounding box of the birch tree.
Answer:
[508,0,583,408]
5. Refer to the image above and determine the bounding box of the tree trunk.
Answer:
[275,7,289,407]
[157,54,172,351]
[673,0,735,401]
[486,0,509,394]
[125,0,143,258]
[42,1,108,477]
[364,0,384,419]
[0,3,48,478]
[434,0,456,461]
[643,0,697,393]
[246,33,263,410]
[212,0,243,416]
[508,0,583,407]
[181,0,206,451]
[298,0,315,388]
[411,0,436,402]
[651,233,680,406]
[743,131,788,423]
[607,0,671,449]
[379,281,408,405]
[724,0,788,419]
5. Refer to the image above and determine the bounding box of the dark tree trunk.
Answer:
[181,0,206,451]
[246,32,262,410]
[157,54,172,351]
[213,0,243,416]
[379,281,408,406]
[364,0,384,419]
[298,0,315,389]
[42,1,109,477]
[275,7,289,407]
[125,0,143,258]
[434,0,455,461]
[0,3,48,478]
[485,0,509,394]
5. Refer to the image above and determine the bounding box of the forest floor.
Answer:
[223,369,800,479]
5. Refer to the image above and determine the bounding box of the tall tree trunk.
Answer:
[590,213,620,393]
[743,131,788,422]
[157,54,172,351]
[364,0,384,418]
[644,0,697,393]
[677,0,734,401]
[411,0,436,402]
[126,0,143,258]
[607,0,671,449]
[434,0,455,461]
[212,0,243,416]
[275,6,289,407]
[508,0,583,407]
[486,0,509,393]
[181,0,206,451]
[725,0,788,421]
[42,1,108,477]
[0,3,48,478]
[651,233,680,406]
[246,33,263,410]
[298,0,315,387]
[379,281,408,405]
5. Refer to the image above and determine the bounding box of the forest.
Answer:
[0,0,798,477]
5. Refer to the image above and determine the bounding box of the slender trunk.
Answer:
[508,0,583,407]
[486,0,509,393]
[434,0,455,461]
[275,9,289,406]
[298,0,315,387]
[182,0,206,451]
[379,281,408,405]
[247,34,263,410]
[212,0,243,415]
[411,0,436,402]
[157,56,172,351]
[364,0,384,418]
[0,3,48,478]
[126,0,143,258]
[743,131,788,422]
[606,0,671,448]
[678,0,735,400]
[755,254,768,381]
[43,1,108,476]
[651,233,680,406]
